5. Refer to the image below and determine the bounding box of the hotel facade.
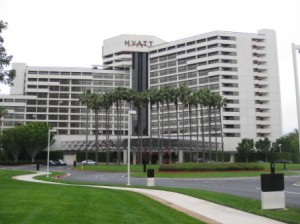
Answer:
[0,29,282,163]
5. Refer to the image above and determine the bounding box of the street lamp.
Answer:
[47,129,57,177]
[127,110,136,186]
[292,43,300,155]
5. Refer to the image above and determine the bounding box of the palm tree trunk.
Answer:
[214,107,218,162]
[200,105,205,160]
[167,103,171,163]
[149,103,153,164]
[189,104,192,162]
[208,106,212,161]
[161,102,164,163]
[95,109,99,164]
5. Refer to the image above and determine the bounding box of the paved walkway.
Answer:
[14,172,285,224]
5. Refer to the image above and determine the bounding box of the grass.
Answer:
[37,171,300,224]
[0,170,204,224]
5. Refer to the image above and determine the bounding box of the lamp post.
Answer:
[47,129,57,177]
[127,110,136,186]
[292,43,300,155]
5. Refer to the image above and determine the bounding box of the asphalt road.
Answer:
[2,165,300,208]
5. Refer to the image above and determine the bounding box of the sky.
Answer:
[0,0,300,134]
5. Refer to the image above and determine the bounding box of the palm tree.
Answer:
[79,90,92,160]
[90,93,104,164]
[113,87,128,164]
[102,92,114,165]
[196,88,210,160]
[133,91,148,164]
[214,93,227,162]
[202,89,213,161]
[155,88,163,164]
[178,85,191,156]
[188,92,199,162]
[145,87,159,164]
[160,85,174,163]
[171,87,181,160]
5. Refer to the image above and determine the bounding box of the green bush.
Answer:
[159,163,264,172]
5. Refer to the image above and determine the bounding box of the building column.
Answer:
[132,151,137,165]
[178,150,184,163]
[230,153,235,163]
[123,150,127,164]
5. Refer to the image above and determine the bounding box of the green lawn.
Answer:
[0,170,204,224]
[37,171,300,224]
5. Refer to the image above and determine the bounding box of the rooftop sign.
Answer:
[125,40,153,48]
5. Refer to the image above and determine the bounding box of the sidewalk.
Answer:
[14,172,285,224]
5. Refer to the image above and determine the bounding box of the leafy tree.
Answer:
[1,122,54,162]
[255,138,271,162]
[20,122,52,163]
[1,127,22,162]
[0,105,7,131]
[0,20,15,85]
[237,138,254,163]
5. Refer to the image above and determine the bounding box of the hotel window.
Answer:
[28,71,38,74]
[177,43,185,48]
[178,73,187,80]
[159,56,168,62]
[168,53,176,60]
[167,46,175,50]
[39,71,48,75]
[50,71,59,75]
[28,85,37,89]
[150,57,158,64]
[150,79,159,84]
[160,63,167,69]
[187,49,196,53]
[28,78,37,81]
[150,64,158,70]
[197,39,206,44]
[178,66,187,72]
[187,41,195,46]
[168,60,176,67]
[177,51,185,56]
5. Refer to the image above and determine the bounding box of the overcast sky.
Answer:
[0,0,299,134]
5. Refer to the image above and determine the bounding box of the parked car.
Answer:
[275,159,292,164]
[81,160,96,165]
[56,159,67,166]
[44,160,58,166]
[43,159,66,166]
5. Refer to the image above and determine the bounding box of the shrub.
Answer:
[159,163,264,172]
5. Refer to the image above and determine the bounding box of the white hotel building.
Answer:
[0,29,282,162]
